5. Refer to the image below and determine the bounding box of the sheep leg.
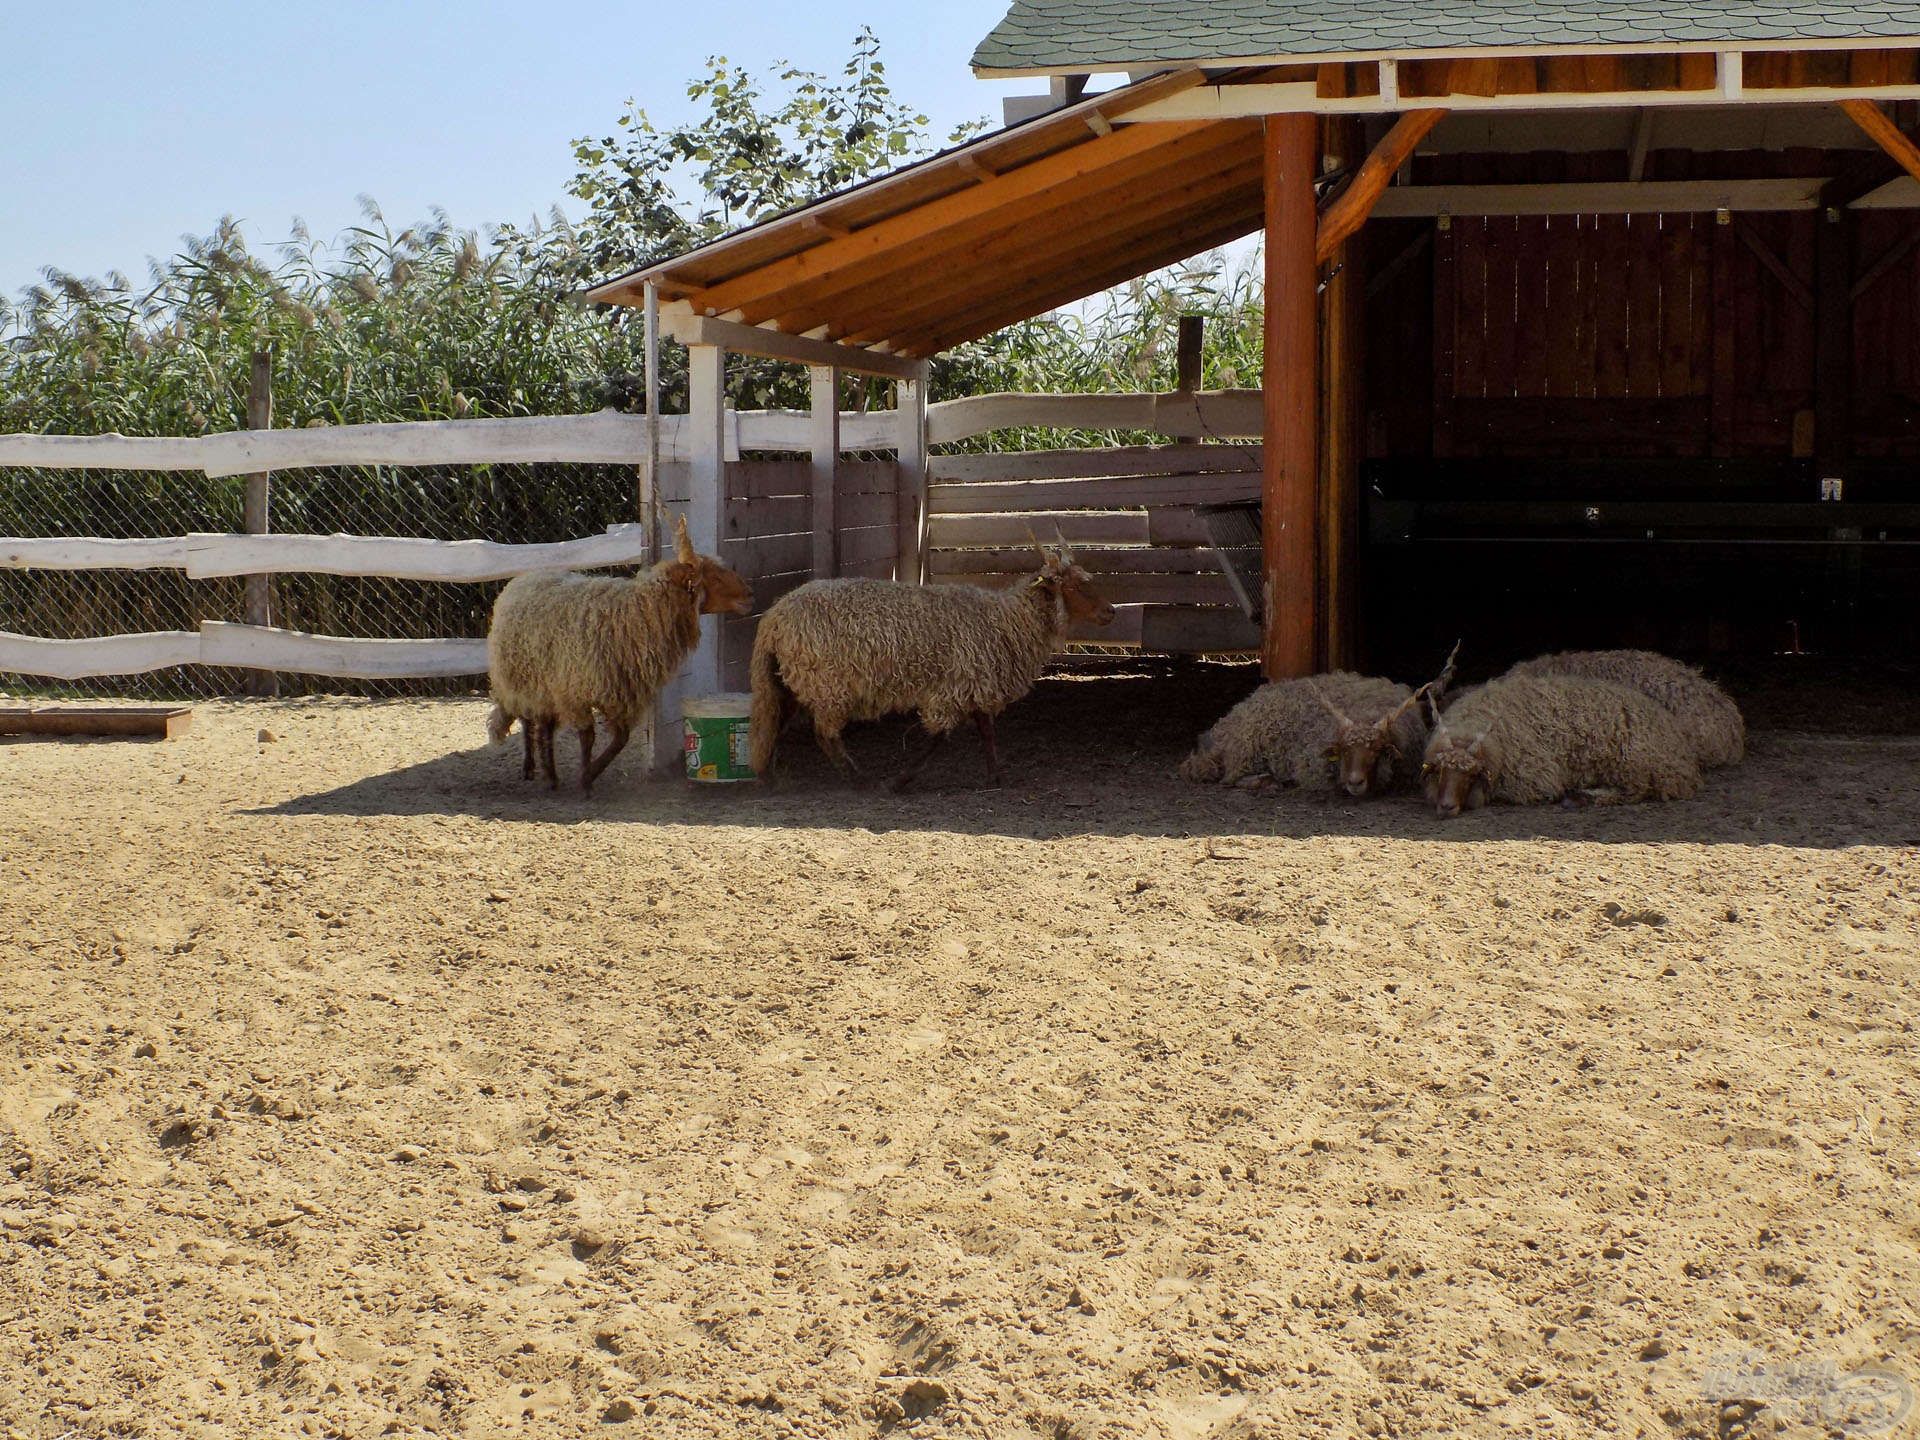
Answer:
[539,720,559,790]
[582,721,631,792]
[972,711,1003,785]
[813,720,860,781]
[575,724,598,795]
[889,725,948,793]
[520,718,535,781]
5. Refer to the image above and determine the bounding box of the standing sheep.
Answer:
[1421,673,1702,818]
[487,516,752,794]
[1179,643,1459,797]
[1504,648,1745,766]
[749,542,1114,791]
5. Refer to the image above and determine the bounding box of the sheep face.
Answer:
[1423,736,1494,818]
[1041,556,1115,627]
[1326,719,1400,798]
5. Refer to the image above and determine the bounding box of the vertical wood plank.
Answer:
[1594,214,1631,398]
[1455,218,1489,412]
[1513,216,1549,399]
[1627,215,1663,399]
[1263,113,1320,679]
[809,366,839,578]
[1432,216,1458,456]
[1710,216,1738,455]
[1483,214,1520,401]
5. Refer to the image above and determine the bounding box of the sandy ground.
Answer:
[2,664,1917,1440]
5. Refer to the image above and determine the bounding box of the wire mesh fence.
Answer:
[0,461,642,700]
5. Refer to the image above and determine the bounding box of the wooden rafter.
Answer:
[1839,97,1920,181]
[1315,109,1448,262]
[750,123,1263,333]
[677,120,1216,319]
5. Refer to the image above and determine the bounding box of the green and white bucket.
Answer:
[682,693,755,783]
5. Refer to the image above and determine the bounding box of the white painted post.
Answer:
[653,342,728,774]
[810,365,839,578]
[893,364,929,582]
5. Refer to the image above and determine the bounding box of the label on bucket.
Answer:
[682,695,754,783]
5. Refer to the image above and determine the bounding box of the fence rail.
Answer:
[0,624,485,681]
[1,392,1273,693]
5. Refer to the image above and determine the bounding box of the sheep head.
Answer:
[1308,682,1393,798]
[1422,728,1496,819]
[663,515,753,616]
[1029,534,1114,628]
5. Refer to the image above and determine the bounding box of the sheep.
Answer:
[1178,642,1459,797]
[486,516,752,794]
[1420,673,1702,818]
[1504,648,1745,767]
[748,541,1114,791]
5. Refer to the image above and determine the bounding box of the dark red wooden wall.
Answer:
[1364,148,1920,464]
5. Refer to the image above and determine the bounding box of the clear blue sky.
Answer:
[1,1,1029,298]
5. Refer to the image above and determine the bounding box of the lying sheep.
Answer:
[749,541,1114,791]
[1504,648,1745,767]
[487,516,752,793]
[1421,673,1702,818]
[1179,643,1459,797]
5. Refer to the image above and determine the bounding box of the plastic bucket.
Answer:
[682,693,755,782]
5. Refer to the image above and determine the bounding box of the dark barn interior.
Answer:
[1356,105,1920,672]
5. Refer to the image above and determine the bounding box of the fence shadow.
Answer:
[252,662,1920,850]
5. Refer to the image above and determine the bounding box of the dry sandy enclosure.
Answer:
[2,663,1917,1440]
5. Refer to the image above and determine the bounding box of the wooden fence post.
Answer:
[243,349,277,697]
[810,366,839,577]
[894,365,929,583]
[652,342,727,773]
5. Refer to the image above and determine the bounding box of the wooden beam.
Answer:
[1840,98,1920,182]
[1315,109,1448,262]
[663,314,923,380]
[1733,218,1817,312]
[1627,109,1656,180]
[1813,197,1853,482]
[1370,177,1826,217]
[1264,113,1320,679]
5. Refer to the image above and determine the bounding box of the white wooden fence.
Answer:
[0,387,1267,689]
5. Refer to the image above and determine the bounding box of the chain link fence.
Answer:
[0,462,642,700]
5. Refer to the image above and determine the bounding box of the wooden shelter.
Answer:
[587,1,1920,683]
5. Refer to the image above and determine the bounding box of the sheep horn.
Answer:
[673,514,696,563]
[1427,638,1462,702]
[1306,679,1353,729]
[1052,524,1078,564]
[1024,524,1053,563]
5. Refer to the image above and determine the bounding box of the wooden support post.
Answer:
[243,349,277,697]
[1814,196,1855,481]
[1264,113,1321,679]
[1319,117,1365,672]
[894,365,929,583]
[1169,315,1206,440]
[810,365,839,578]
[653,343,727,774]
[1176,315,1205,392]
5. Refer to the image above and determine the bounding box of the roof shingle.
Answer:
[972,0,1920,72]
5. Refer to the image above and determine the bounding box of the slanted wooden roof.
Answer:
[582,69,1269,361]
[973,0,1920,75]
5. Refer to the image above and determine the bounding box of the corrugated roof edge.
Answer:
[580,67,1202,307]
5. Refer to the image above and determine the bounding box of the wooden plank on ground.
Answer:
[0,706,193,739]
